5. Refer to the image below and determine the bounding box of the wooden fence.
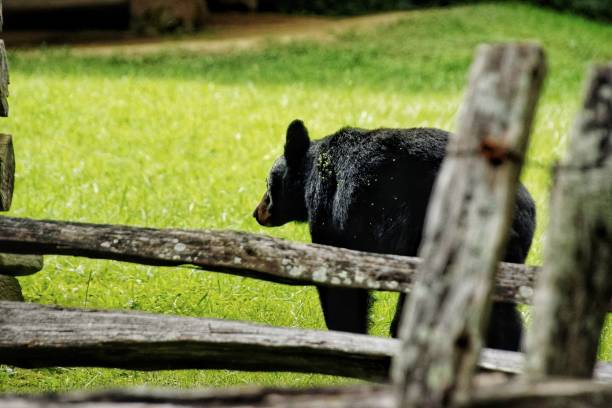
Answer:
[0,3,611,405]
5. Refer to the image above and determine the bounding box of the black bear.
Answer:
[253,119,535,351]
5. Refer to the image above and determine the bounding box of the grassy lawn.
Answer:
[1,2,612,393]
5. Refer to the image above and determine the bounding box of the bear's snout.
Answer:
[253,193,273,226]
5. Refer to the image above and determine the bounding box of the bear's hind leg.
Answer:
[390,293,406,338]
[486,301,522,351]
[390,296,522,352]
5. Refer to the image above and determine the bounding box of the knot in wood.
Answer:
[479,137,522,167]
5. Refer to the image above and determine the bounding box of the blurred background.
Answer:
[2,0,610,46]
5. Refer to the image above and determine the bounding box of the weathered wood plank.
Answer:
[4,380,612,408]
[0,134,14,210]
[0,42,8,117]
[526,64,612,379]
[392,43,546,407]
[0,386,396,408]
[0,301,394,381]
[0,216,546,307]
[5,302,609,380]
[467,379,612,408]
[0,275,22,301]
[0,253,44,276]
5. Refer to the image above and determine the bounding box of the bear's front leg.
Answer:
[316,286,370,334]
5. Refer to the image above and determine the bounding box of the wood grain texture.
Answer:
[0,216,547,307]
[0,386,395,408]
[0,276,23,301]
[0,253,43,276]
[0,42,8,117]
[0,301,394,381]
[467,379,612,408]
[0,134,14,210]
[5,302,609,380]
[392,43,546,407]
[526,64,612,379]
[4,380,612,408]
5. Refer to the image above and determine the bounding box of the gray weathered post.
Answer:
[0,1,42,300]
[0,0,22,302]
[0,40,7,117]
[0,0,8,118]
[0,133,13,210]
[526,64,612,379]
[392,43,546,407]
[0,0,9,210]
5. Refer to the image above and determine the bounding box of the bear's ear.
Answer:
[284,119,310,168]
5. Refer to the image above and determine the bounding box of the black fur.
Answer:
[254,120,536,351]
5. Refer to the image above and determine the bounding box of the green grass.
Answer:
[2,1,612,393]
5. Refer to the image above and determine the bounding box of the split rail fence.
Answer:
[0,3,611,405]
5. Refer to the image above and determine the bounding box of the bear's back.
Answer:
[316,127,450,166]
[305,126,534,261]
[305,127,451,253]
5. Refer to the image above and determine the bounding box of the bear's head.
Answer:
[253,119,310,227]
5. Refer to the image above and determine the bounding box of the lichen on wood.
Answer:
[0,216,550,308]
[526,64,612,379]
[392,43,546,408]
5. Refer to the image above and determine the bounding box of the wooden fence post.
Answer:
[0,40,7,118]
[391,43,546,407]
[0,2,41,301]
[525,64,612,379]
[0,0,21,302]
[0,133,13,210]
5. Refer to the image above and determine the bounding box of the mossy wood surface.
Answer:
[0,275,22,301]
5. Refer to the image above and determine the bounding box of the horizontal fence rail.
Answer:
[1,301,611,381]
[4,381,612,408]
[0,216,546,307]
[0,301,392,381]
